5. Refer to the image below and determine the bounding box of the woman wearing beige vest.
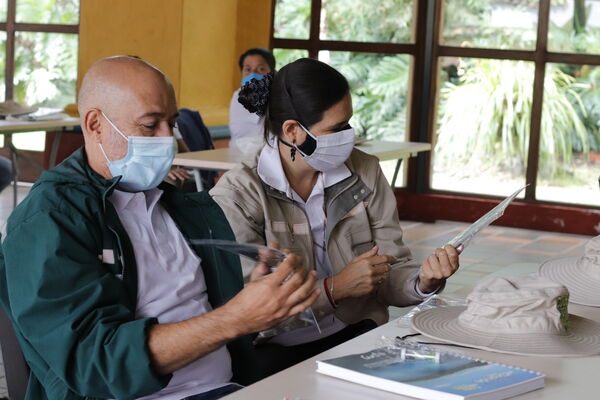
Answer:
[210,58,461,375]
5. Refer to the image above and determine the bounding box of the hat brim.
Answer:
[411,306,600,357]
[539,257,600,307]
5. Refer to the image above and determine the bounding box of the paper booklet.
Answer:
[316,340,544,400]
[447,185,527,251]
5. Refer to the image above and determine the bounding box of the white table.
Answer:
[172,140,432,190]
[0,117,80,207]
[223,263,600,400]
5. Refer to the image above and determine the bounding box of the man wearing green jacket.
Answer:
[0,56,319,400]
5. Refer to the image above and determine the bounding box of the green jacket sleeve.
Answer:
[3,209,170,399]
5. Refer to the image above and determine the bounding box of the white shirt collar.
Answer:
[109,187,163,213]
[257,137,352,197]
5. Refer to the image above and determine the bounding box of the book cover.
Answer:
[316,344,544,400]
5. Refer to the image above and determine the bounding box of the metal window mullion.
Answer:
[268,0,276,50]
[422,0,444,194]
[524,0,551,201]
[409,0,435,193]
[546,51,600,66]
[5,0,15,100]
[308,0,322,58]
[14,23,78,33]
[437,46,536,61]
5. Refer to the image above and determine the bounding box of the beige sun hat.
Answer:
[411,275,600,357]
[539,235,600,307]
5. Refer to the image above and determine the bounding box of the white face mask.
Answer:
[295,123,356,172]
[98,111,176,192]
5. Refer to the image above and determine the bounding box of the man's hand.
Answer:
[148,252,319,375]
[168,166,190,181]
[224,253,320,334]
[333,246,394,300]
[418,244,460,293]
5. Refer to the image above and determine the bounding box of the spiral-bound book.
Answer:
[316,343,544,400]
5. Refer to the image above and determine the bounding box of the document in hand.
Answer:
[316,341,544,400]
[189,239,321,332]
[447,185,527,251]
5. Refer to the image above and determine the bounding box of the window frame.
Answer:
[270,0,428,189]
[427,0,600,204]
[0,0,79,101]
[269,0,600,210]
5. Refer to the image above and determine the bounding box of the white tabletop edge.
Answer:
[0,117,80,133]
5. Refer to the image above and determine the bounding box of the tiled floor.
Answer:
[389,219,591,319]
[0,185,593,398]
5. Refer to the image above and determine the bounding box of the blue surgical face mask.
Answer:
[98,111,176,192]
[241,72,265,86]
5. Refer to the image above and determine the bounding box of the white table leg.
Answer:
[192,169,204,191]
[391,159,403,187]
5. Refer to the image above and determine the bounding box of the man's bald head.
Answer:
[78,56,179,180]
[78,56,175,126]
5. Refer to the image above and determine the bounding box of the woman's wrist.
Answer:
[324,277,338,308]
[330,273,348,301]
[418,277,443,294]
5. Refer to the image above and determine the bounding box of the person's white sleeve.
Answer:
[414,278,442,298]
[173,123,182,139]
[229,89,243,142]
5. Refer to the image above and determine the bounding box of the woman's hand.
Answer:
[249,240,283,282]
[418,244,460,293]
[333,246,393,300]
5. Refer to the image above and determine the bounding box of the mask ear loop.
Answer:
[97,110,130,163]
[98,142,112,163]
[100,110,129,141]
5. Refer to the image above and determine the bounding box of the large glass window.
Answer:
[273,48,309,70]
[549,0,600,55]
[273,0,311,40]
[430,0,600,206]
[320,51,412,141]
[16,0,79,24]
[271,0,416,187]
[0,0,79,151]
[14,32,78,107]
[537,63,600,206]
[442,0,538,50]
[432,58,534,196]
[0,31,7,98]
[320,0,414,43]
[271,0,600,208]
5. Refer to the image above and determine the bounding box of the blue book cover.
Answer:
[317,345,544,400]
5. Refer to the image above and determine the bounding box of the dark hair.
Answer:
[238,58,350,141]
[238,47,276,71]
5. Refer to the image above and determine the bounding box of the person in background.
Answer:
[228,47,275,151]
[211,58,461,375]
[0,156,12,193]
[0,56,319,400]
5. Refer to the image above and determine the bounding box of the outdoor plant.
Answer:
[435,59,589,179]
[12,0,78,107]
